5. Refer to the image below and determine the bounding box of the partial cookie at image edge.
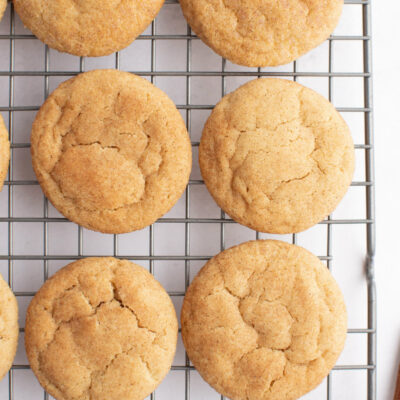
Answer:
[179,0,344,67]
[181,239,347,400]
[25,257,178,400]
[0,273,19,381]
[0,0,7,21]
[12,0,165,57]
[0,114,10,191]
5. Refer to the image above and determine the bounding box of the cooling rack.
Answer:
[0,0,375,399]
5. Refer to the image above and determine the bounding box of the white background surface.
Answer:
[373,1,400,399]
[0,1,397,399]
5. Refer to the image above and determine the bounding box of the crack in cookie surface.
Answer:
[181,240,347,400]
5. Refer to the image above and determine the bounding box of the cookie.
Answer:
[0,114,10,191]
[199,78,354,234]
[0,273,19,381]
[31,69,192,234]
[181,240,347,400]
[13,0,165,56]
[25,257,178,400]
[0,0,7,21]
[180,0,343,67]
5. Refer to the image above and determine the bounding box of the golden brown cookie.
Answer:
[181,240,347,400]
[0,273,19,381]
[199,78,354,234]
[13,0,164,56]
[31,69,192,234]
[0,114,10,191]
[0,0,7,21]
[179,0,343,67]
[25,257,178,400]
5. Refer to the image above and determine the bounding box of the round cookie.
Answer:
[13,0,165,56]
[25,257,178,400]
[179,0,343,67]
[0,0,7,21]
[0,114,10,191]
[31,69,192,234]
[0,273,19,381]
[199,78,354,234]
[181,240,347,400]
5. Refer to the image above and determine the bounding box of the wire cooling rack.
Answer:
[0,0,375,399]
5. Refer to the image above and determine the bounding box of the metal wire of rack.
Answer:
[0,0,376,399]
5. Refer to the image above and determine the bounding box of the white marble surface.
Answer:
[0,1,394,399]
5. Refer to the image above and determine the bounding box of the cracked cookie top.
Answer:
[25,257,178,400]
[0,114,10,191]
[0,273,19,381]
[181,240,347,400]
[0,0,6,21]
[13,0,164,56]
[31,69,192,234]
[199,78,354,234]
[179,0,343,67]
